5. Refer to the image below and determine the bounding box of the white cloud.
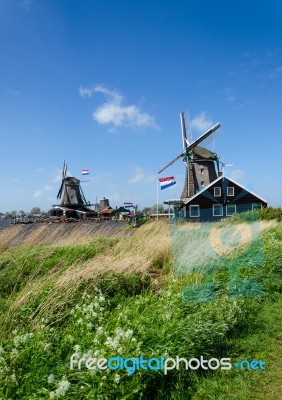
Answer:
[108,192,122,202]
[91,172,112,181]
[191,112,214,132]
[33,190,43,198]
[128,167,145,184]
[78,86,95,98]
[229,169,245,183]
[33,185,53,198]
[52,169,63,183]
[20,0,30,9]
[269,66,282,80]
[79,84,157,129]
[128,166,155,184]
[128,167,156,185]
[6,89,20,97]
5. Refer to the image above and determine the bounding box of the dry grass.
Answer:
[0,221,130,250]
[4,219,278,322]
[11,221,171,318]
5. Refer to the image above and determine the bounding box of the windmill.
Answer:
[56,160,88,207]
[158,112,221,198]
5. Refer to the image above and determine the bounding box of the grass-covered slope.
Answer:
[0,216,281,399]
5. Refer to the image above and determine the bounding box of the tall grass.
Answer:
[0,220,281,399]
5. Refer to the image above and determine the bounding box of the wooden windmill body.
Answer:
[51,161,97,218]
[159,112,221,200]
[57,162,88,207]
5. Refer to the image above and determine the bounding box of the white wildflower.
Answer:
[87,322,93,330]
[48,374,56,384]
[124,329,133,339]
[114,374,120,384]
[96,327,104,336]
[73,345,81,352]
[55,377,71,396]
[10,348,19,357]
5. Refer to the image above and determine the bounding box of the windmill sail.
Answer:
[158,122,220,175]
[159,117,221,200]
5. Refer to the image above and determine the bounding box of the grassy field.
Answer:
[0,211,281,399]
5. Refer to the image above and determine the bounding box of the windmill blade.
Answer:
[180,112,188,150]
[180,111,192,149]
[62,160,66,179]
[158,122,221,175]
[186,122,220,153]
[57,180,64,199]
[158,152,184,174]
[64,162,68,178]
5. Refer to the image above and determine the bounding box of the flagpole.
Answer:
[157,175,159,220]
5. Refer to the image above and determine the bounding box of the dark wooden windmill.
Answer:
[57,161,88,207]
[158,112,221,198]
[51,161,97,219]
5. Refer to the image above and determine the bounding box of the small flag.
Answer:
[81,169,90,175]
[124,202,134,208]
[159,176,176,190]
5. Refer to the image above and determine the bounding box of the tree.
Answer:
[30,207,41,215]
[142,204,165,214]
[142,207,152,215]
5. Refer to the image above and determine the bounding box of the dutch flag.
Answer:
[159,176,176,190]
[124,202,134,208]
[81,169,90,175]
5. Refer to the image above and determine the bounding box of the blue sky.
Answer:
[1,0,282,212]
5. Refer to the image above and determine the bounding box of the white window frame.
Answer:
[214,187,221,197]
[226,204,236,216]
[213,204,223,217]
[189,205,200,218]
[227,186,234,196]
[252,203,262,211]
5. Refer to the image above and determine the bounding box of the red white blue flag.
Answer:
[159,176,176,190]
[124,202,134,208]
[81,169,90,175]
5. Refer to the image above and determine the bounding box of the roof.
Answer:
[163,199,185,205]
[51,205,87,214]
[51,205,97,214]
[193,146,216,158]
[99,207,114,214]
[112,207,131,214]
[183,175,267,205]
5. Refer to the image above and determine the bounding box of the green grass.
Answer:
[0,220,281,399]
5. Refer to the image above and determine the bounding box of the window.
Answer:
[200,168,204,175]
[201,181,204,187]
[226,204,236,216]
[189,205,200,218]
[227,187,234,196]
[252,203,262,211]
[214,187,221,197]
[213,204,223,216]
